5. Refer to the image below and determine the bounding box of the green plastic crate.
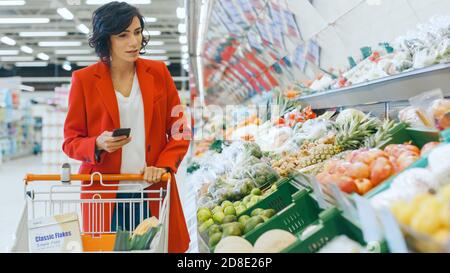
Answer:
[243,189,323,244]
[405,128,440,148]
[237,177,300,217]
[282,207,389,253]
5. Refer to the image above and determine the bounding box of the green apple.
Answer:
[224,206,236,216]
[221,200,233,209]
[197,208,212,223]
[212,211,225,224]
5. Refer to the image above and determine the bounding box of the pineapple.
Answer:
[363,119,397,148]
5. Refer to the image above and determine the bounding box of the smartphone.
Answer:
[112,128,131,138]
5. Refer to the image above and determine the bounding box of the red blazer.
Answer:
[62,58,191,253]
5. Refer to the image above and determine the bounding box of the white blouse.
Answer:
[115,72,149,192]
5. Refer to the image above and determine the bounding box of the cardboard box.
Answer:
[28,212,82,253]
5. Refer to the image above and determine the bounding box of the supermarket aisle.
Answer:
[0,155,42,252]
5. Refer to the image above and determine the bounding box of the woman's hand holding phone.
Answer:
[95,130,131,153]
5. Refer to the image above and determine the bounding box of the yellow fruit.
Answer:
[411,212,441,235]
[432,229,450,245]
[439,205,450,228]
[417,196,441,215]
[438,184,450,202]
[412,193,433,208]
[391,202,415,226]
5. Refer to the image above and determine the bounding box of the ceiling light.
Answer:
[178,23,186,34]
[57,8,74,20]
[86,0,151,4]
[181,45,188,53]
[76,61,96,66]
[20,46,33,54]
[0,1,26,6]
[20,84,35,92]
[179,35,187,44]
[182,53,189,59]
[39,41,82,47]
[19,31,67,37]
[146,49,166,54]
[62,61,72,71]
[55,49,92,55]
[1,36,16,46]
[77,24,90,34]
[176,7,186,19]
[181,59,188,65]
[144,17,157,23]
[1,56,34,62]
[0,49,19,55]
[141,55,168,61]
[147,41,164,46]
[183,64,189,71]
[37,52,49,61]
[0,18,50,24]
[143,30,161,36]
[66,56,98,61]
[15,61,48,67]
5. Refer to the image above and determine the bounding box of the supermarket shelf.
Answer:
[298,63,450,109]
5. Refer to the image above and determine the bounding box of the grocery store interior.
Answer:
[0,0,449,253]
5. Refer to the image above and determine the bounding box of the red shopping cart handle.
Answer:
[24,173,171,184]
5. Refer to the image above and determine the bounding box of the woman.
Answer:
[62,2,191,253]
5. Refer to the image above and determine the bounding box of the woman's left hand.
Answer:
[141,166,168,183]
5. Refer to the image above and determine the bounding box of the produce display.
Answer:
[316,143,422,195]
[293,16,450,97]
[189,88,449,253]
[113,217,161,251]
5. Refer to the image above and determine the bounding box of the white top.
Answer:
[115,72,150,191]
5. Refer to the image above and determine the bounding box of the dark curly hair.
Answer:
[88,1,148,63]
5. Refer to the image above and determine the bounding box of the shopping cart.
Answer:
[11,172,171,253]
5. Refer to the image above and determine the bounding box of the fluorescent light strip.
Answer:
[146,49,166,54]
[1,56,34,61]
[181,45,188,53]
[20,84,35,92]
[15,61,48,67]
[86,0,151,4]
[57,8,74,20]
[39,41,82,47]
[55,49,92,55]
[178,23,186,34]
[0,18,50,24]
[62,62,72,71]
[66,56,98,61]
[148,41,164,46]
[76,61,96,66]
[141,55,168,61]
[0,1,26,6]
[77,24,90,34]
[20,46,33,54]
[19,31,67,37]
[1,36,16,46]
[176,7,186,19]
[144,17,157,23]
[37,52,49,61]
[0,49,19,55]
[143,30,161,36]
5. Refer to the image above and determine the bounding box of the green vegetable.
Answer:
[113,229,131,251]
[222,215,237,224]
[262,209,276,218]
[251,208,264,217]
[209,232,222,248]
[221,200,233,209]
[213,211,225,224]
[197,208,212,224]
[238,215,250,226]
[224,206,236,216]
[208,224,222,237]
[187,162,200,174]
[251,188,262,196]
[244,216,264,234]
[235,205,246,216]
[242,195,252,204]
[130,226,160,250]
[233,201,241,207]
[209,139,224,153]
[199,218,214,234]
[222,223,242,237]
[212,206,223,215]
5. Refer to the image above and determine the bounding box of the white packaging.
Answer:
[28,212,83,253]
